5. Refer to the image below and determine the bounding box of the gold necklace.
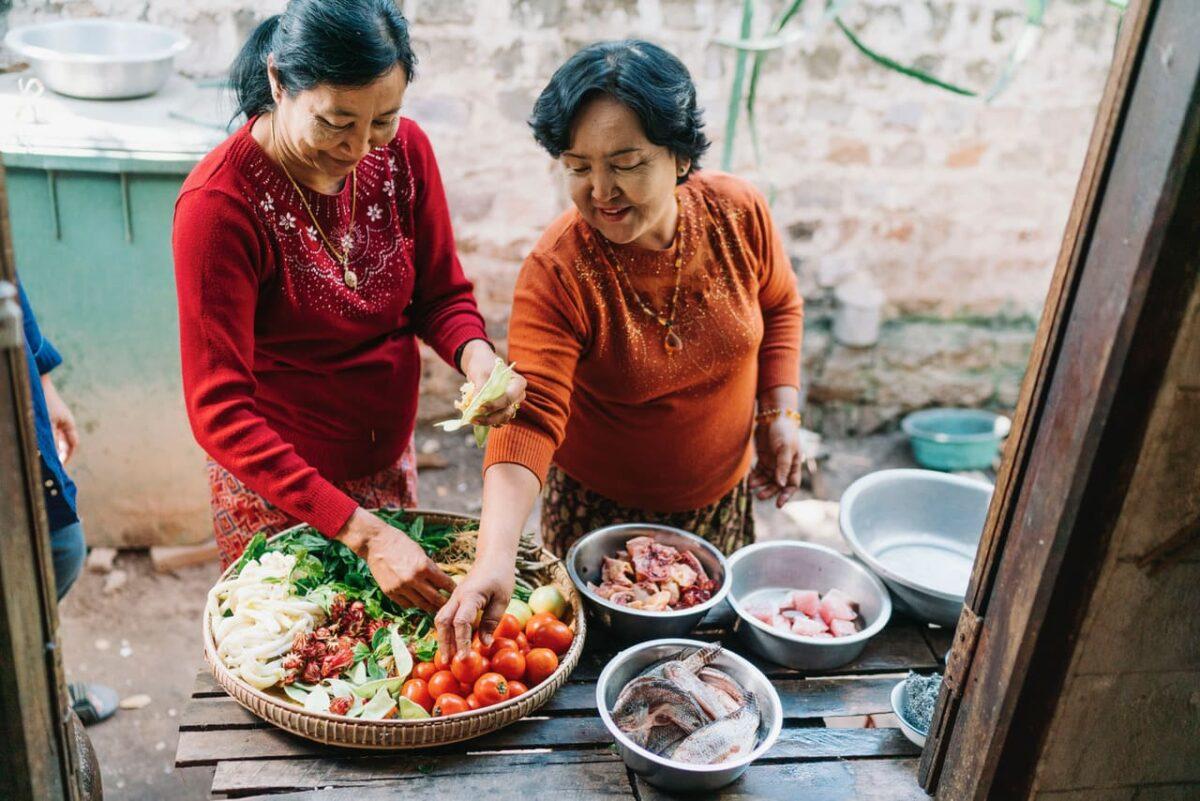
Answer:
[270,114,359,289]
[598,194,686,354]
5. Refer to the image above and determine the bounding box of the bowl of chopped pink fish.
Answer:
[566,524,730,641]
[726,541,892,670]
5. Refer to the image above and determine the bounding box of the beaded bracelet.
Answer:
[755,407,803,425]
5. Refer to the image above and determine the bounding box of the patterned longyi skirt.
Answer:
[538,465,755,559]
[207,439,419,570]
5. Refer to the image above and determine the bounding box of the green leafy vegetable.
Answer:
[352,642,371,665]
[434,358,517,448]
[231,532,268,575]
[412,636,438,663]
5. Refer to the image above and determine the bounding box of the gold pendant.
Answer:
[664,329,683,353]
[343,268,358,289]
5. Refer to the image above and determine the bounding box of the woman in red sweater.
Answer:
[174,0,523,612]
[436,41,804,655]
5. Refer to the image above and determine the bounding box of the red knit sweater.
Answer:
[174,118,488,536]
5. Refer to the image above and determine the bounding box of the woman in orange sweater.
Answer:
[436,40,804,654]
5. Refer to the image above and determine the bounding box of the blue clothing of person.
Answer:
[19,283,86,596]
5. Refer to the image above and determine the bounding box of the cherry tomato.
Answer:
[493,613,523,641]
[471,635,517,658]
[432,693,468,717]
[413,661,437,682]
[451,649,488,686]
[515,632,530,653]
[525,612,559,639]
[528,620,574,656]
[508,680,529,697]
[525,647,559,686]
[473,672,510,706]
[491,648,526,681]
[466,693,481,711]
[401,678,434,713]
[428,670,463,699]
[434,648,452,671]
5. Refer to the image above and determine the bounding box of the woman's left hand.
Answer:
[461,339,527,428]
[41,375,79,465]
[750,410,804,508]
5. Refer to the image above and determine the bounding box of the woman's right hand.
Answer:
[335,508,456,613]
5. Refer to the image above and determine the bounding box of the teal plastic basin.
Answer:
[901,408,1011,472]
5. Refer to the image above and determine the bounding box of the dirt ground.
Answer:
[59,429,937,800]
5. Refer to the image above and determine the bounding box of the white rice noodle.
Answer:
[206,551,324,690]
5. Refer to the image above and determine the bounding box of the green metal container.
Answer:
[901,408,1011,472]
[3,72,229,545]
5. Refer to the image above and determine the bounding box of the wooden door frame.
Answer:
[920,0,1200,796]
[0,163,81,798]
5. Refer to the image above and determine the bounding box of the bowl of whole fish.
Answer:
[566,524,730,641]
[597,640,782,792]
[726,541,892,670]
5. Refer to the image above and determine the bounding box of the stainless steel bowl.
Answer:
[5,20,189,100]
[840,469,992,626]
[726,541,892,670]
[596,638,783,792]
[566,524,729,641]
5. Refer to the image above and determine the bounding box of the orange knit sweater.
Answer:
[485,171,803,512]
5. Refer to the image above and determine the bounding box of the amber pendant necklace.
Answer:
[272,114,359,289]
[601,194,686,354]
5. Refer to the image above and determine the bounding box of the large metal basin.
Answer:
[840,469,992,625]
[5,19,189,99]
[597,638,782,793]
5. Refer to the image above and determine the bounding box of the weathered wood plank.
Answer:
[226,759,635,799]
[181,673,900,737]
[207,727,919,795]
[177,716,615,766]
[635,758,924,801]
[573,620,936,681]
[211,750,622,796]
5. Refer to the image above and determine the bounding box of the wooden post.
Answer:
[921,0,1200,796]
[0,164,80,798]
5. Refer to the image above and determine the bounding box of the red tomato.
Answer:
[515,632,530,653]
[525,648,559,686]
[472,634,518,658]
[493,613,523,641]
[432,693,468,717]
[525,612,559,639]
[473,672,510,706]
[413,661,437,682]
[451,649,488,686]
[491,648,526,681]
[466,693,481,711]
[401,679,434,713]
[528,620,573,655]
[507,680,528,697]
[434,648,452,671]
[428,670,463,699]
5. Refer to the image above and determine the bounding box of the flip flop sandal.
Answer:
[69,682,119,726]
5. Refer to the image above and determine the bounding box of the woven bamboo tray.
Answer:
[203,510,586,749]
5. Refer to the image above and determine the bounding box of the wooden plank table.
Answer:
[176,606,948,799]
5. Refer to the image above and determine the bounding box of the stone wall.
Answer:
[5,0,1121,433]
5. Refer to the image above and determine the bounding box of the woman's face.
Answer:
[269,60,407,182]
[561,94,689,249]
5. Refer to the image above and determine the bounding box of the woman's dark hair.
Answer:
[231,0,417,120]
[529,40,710,183]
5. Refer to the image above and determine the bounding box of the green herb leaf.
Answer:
[232,532,268,575]
[352,642,371,665]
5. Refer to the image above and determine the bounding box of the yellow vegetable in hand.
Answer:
[528,586,567,620]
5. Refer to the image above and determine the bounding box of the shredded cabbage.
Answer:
[435,358,516,448]
[206,552,323,690]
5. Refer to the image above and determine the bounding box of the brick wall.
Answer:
[6,0,1121,432]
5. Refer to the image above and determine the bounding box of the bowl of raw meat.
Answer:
[566,524,729,641]
[597,639,782,792]
[726,541,892,670]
